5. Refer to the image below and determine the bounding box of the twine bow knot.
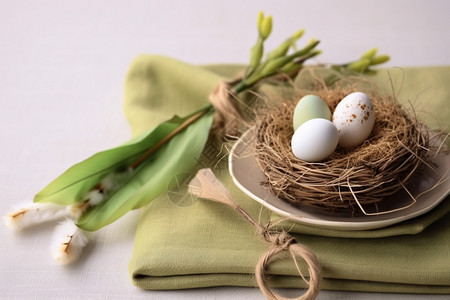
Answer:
[189,169,321,300]
[260,228,296,250]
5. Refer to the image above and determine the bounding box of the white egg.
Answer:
[291,118,339,162]
[332,92,375,148]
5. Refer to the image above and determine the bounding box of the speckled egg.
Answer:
[293,95,332,130]
[332,92,375,148]
[291,118,339,162]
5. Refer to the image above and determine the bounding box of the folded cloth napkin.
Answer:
[126,55,450,294]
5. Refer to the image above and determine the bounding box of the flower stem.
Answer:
[128,105,213,170]
[127,76,257,171]
[234,81,248,94]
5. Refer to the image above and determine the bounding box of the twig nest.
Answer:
[253,80,431,215]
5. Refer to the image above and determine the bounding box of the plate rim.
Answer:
[229,127,450,230]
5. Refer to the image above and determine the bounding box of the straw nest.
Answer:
[252,77,432,216]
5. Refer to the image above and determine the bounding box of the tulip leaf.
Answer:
[76,109,214,231]
[34,106,213,211]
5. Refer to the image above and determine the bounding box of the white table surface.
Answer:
[1,1,449,299]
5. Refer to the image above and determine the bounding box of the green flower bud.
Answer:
[261,39,320,76]
[261,55,292,76]
[370,54,390,65]
[266,28,305,60]
[347,58,371,73]
[249,38,264,69]
[360,48,378,59]
[296,38,320,57]
[280,62,303,74]
[259,15,272,40]
[257,11,264,30]
[292,29,305,39]
[296,49,322,63]
[266,39,291,60]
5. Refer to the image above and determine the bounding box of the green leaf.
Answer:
[33,106,212,207]
[76,109,214,231]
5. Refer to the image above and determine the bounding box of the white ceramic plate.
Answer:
[229,128,450,230]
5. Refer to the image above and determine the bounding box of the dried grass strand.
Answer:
[252,75,433,215]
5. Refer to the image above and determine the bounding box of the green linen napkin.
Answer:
[126,55,450,293]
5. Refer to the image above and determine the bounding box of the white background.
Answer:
[1,0,449,299]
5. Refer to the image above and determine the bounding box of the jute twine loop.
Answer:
[255,233,321,300]
[208,79,244,137]
[188,169,321,300]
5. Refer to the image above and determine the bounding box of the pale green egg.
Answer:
[293,95,332,130]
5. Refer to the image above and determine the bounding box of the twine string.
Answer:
[208,79,244,136]
[188,168,321,300]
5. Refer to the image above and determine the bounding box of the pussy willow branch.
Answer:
[127,78,255,170]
